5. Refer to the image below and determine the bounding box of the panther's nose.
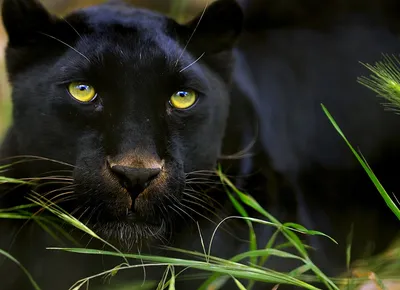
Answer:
[110,165,161,190]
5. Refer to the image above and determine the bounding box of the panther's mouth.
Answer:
[86,209,168,246]
[125,209,163,227]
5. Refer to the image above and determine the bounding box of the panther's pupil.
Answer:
[79,85,86,91]
[179,92,186,98]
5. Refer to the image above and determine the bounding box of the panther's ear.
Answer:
[184,0,243,54]
[2,0,57,46]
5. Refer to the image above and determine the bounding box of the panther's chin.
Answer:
[88,215,168,250]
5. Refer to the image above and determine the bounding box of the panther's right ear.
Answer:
[182,0,243,54]
[2,0,57,46]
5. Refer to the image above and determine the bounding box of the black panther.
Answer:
[0,0,399,289]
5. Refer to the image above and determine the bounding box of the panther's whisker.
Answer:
[170,204,196,224]
[185,181,222,186]
[181,197,223,220]
[43,184,76,197]
[182,191,210,206]
[23,177,74,182]
[50,196,77,206]
[33,181,75,189]
[174,1,209,67]
[60,16,82,39]
[48,191,74,202]
[38,169,74,176]
[182,191,227,215]
[0,155,76,168]
[183,187,227,213]
[178,203,216,225]
[168,204,187,221]
[185,170,217,175]
[185,177,220,183]
[77,206,91,222]
[184,173,217,178]
[179,52,205,73]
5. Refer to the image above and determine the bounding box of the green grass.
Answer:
[29,175,339,290]
[2,100,400,289]
[0,172,341,290]
[0,105,399,289]
[1,162,398,290]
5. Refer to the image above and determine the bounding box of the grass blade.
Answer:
[321,104,400,220]
[0,248,41,290]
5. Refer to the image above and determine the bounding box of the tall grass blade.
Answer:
[0,248,41,290]
[321,104,400,220]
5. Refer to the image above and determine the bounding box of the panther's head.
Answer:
[1,0,243,244]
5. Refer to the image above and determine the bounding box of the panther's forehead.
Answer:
[71,3,174,37]
[60,4,194,79]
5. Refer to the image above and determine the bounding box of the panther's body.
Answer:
[0,0,399,289]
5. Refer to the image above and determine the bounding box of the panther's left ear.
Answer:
[2,0,57,47]
[183,0,243,54]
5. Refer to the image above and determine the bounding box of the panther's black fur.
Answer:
[0,0,399,289]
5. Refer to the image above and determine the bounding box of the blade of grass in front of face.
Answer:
[16,208,79,246]
[157,265,170,290]
[168,266,176,290]
[0,176,35,185]
[158,266,192,290]
[165,246,305,266]
[0,203,39,212]
[232,276,248,290]
[289,264,312,277]
[258,229,280,266]
[0,208,77,246]
[27,193,129,264]
[34,217,66,245]
[321,104,400,220]
[201,186,256,289]
[226,190,258,263]
[28,194,100,238]
[70,263,172,290]
[70,280,87,290]
[230,249,306,264]
[0,248,41,290]
[346,225,354,273]
[0,212,34,219]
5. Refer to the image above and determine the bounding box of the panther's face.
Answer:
[1,0,243,243]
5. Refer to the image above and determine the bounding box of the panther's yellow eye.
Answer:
[169,90,198,109]
[68,82,97,103]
